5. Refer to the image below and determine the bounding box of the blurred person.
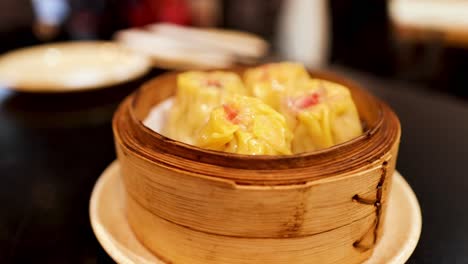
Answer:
[63,0,218,40]
[123,0,191,27]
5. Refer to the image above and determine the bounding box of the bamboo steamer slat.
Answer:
[126,194,376,264]
[112,69,401,264]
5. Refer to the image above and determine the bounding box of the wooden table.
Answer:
[1,67,468,263]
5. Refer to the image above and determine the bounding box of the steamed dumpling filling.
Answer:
[153,62,363,155]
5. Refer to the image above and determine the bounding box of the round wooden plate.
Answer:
[0,41,151,93]
[90,161,422,264]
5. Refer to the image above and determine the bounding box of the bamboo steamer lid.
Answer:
[112,69,401,264]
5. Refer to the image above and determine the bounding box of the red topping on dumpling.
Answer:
[223,104,239,124]
[260,65,271,81]
[205,79,222,88]
[295,93,320,109]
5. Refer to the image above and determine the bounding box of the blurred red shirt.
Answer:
[127,0,191,27]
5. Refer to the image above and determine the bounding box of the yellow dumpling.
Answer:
[243,62,310,110]
[196,95,292,155]
[279,79,363,153]
[164,71,247,144]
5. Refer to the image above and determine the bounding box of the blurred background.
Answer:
[1,1,468,263]
[1,0,468,98]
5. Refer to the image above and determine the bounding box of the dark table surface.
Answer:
[1,67,467,264]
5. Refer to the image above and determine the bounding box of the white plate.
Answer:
[0,41,150,93]
[90,161,421,264]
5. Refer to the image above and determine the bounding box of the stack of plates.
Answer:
[115,23,269,70]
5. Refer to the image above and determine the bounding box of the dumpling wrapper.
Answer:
[280,79,363,153]
[164,71,247,144]
[196,95,293,155]
[243,62,310,110]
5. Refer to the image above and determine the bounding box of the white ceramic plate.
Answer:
[0,41,150,93]
[115,25,268,70]
[90,161,421,264]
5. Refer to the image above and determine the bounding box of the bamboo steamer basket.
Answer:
[112,69,401,264]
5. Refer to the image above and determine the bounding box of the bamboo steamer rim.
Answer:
[113,68,401,185]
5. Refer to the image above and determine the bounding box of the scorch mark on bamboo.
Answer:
[352,159,389,251]
[281,188,307,237]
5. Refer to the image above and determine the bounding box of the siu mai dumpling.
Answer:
[243,62,309,109]
[280,79,363,153]
[196,95,292,155]
[164,71,247,144]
